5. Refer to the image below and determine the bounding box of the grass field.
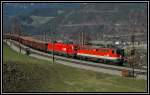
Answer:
[3,43,147,92]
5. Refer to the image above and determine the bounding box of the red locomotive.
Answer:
[47,42,78,57]
[77,48,125,65]
[3,34,126,65]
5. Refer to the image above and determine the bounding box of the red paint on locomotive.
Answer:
[47,42,78,55]
[77,48,122,60]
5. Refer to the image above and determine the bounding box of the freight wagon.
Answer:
[21,37,48,52]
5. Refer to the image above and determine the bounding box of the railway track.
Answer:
[3,39,147,79]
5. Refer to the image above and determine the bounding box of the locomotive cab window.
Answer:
[112,50,115,54]
[117,49,124,56]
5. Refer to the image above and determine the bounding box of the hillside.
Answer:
[52,3,147,43]
[3,43,147,92]
[3,3,81,35]
[3,3,147,43]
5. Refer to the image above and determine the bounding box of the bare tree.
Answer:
[127,9,147,77]
[12,17,22,53]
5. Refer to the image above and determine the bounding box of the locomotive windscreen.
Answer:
[117,49,124,56]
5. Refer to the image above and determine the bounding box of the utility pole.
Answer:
[44,31,46,41]
[44,31,47,52]
[82,30,84,45]
[52,31,55,63]
[18,24,21,53]
[52,41,54,63]
[79,31,81,45]
[10,19,15,47]
[79,27,82,46]
[12,17,22,52]
[10,31,12,47]
[15,18,21,53]
[131,35,135,77]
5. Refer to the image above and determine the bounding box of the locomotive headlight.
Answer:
[119,55,122,58]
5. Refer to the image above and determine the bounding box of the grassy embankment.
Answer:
[3,43,147,92]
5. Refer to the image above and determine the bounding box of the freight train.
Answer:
[3,34,126,66]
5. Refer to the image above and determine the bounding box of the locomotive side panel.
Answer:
[47,43,77,56]
[77,48,124,65]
